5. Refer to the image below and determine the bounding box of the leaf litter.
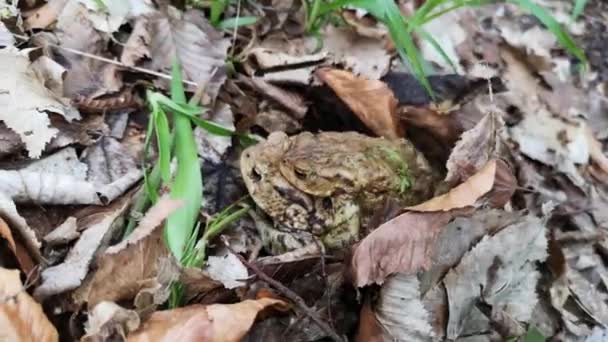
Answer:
[2,0,608,341]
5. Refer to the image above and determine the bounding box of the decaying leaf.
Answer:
[34,199,130,300]
[82,301,141,342]
[419,9,466,74]
[137,6,230,97]
[206,253,248,290]
[351,211,455,287]
[0,267,59,342]
[195,103,234,164]
[51,1,124,99]
[77,0,155,33]
[74,197,181,307]
[44,216,79,245]
[316,68,402,139]
[0,144,141,206]
[322,25,391,80]
[127,298,288,341]
[0,48,78,158]
[0,193,42,263]
[510,107,589,186]
[375,273,434,342]
[443,214,548,339]
[445,112,506,185]
[0,216,35,273]
[409,159,516,212]
[248,47,326,85]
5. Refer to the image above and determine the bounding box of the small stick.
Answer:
[224,241,344,342]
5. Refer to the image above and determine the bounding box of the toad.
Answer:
[240,131,437,254]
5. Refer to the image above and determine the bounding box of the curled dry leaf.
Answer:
[73,197,182,307]
[316,68,402,139]
[351,211,455,287]
[127,298,288,342]
[0,268,59,342]
[0,144,142,206]
[408,159,516,212]
[585,127,608,177]
[0,48,78,158]
[0,217,36,274]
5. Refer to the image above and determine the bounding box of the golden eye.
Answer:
[294,168,307,180]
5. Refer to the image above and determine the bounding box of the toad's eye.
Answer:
[294,168,307,180]
[251,168,262,182]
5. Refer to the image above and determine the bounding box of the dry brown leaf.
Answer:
[408,159,516,212]
[321,25,391,80]
[356,297,384,342]
[0,48,79,158]
[0,217,36,274]
[445,112,505,185]
[51,1,123,99]
[586,127,608,176]
[0,268,59,342]
[82,301,141,342]
[443,215,547,339]
[375,273,435,341]
[127,298,287,342]
[74,197,182,307]
[23,0,68,29]
[140,7,230,98]
[351,211,455,287]
[316,68,402,139]
[34,199,130,300]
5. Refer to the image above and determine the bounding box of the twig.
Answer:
[224,241,344,342]
[12,33,198,87]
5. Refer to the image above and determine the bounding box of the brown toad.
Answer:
[240,131,437,254]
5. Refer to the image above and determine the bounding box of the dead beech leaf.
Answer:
[127,298,288,342]
[83,301,141,342]
[444,215,547,339]
[586,127,608,176]
[0,217,36,274]
[34,199,130,300]
[445,112,505,185]
[0,268,59,342]
[321,25,391,80]
[0,48,79,158]
[408,159,516,212]
[351,211,454,287]
[355,298,384,342]
[141,6,230,98]
[316,68,401,139]
[75,197,182,307]
[375,273,435,341]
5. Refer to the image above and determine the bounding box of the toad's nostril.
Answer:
[251,168,262,182]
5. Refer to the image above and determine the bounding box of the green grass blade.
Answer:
[218,16,258,29]
[571,0,588,21]
[210,0,228,26]
[510,0,587,66]
[417,27,458,72]
[164,59,203,262]
[154,108,172,184]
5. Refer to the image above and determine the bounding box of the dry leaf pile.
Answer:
[1,0,608,341]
